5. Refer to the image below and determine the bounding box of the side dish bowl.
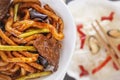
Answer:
[67,0,120,80]
[36,0,76,80]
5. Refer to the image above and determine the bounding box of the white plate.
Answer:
[67,0,120,80]
[11,0,76,80]
[34,0,76,80]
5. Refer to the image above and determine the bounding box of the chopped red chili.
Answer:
[80,36,86,49]
[92,56,111,74]
[113,62,119,70]
[77,24,83,29]
[79,65,89,77]
[101,11,115,21]
[77,24,85,37]
[77,24,86,49]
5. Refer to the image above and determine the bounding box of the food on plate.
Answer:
[77,15,120,77]
[92,56,112,74]
[117,44,120,51]
[77,24,86,49]
[79,65,89,77]
[0,0,64,79]
[67,0,120,79]
[101,11,115,21]
[0,0,11,20]
[13,0,41,4]
[33,35,61,71]
[16,71,52,80]
[76,14,120,78]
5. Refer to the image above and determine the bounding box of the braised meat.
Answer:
[0,0,11,20]
[33,35,61,71]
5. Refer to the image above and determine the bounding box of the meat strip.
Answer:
[33,35,61,71]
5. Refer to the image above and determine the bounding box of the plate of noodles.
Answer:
[67,0,120,80]
[0,0,76,80]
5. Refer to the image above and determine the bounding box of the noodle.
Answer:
[0,0,63,79]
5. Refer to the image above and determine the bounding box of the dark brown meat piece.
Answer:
[33,35,61,71]
[0,0,11,20]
